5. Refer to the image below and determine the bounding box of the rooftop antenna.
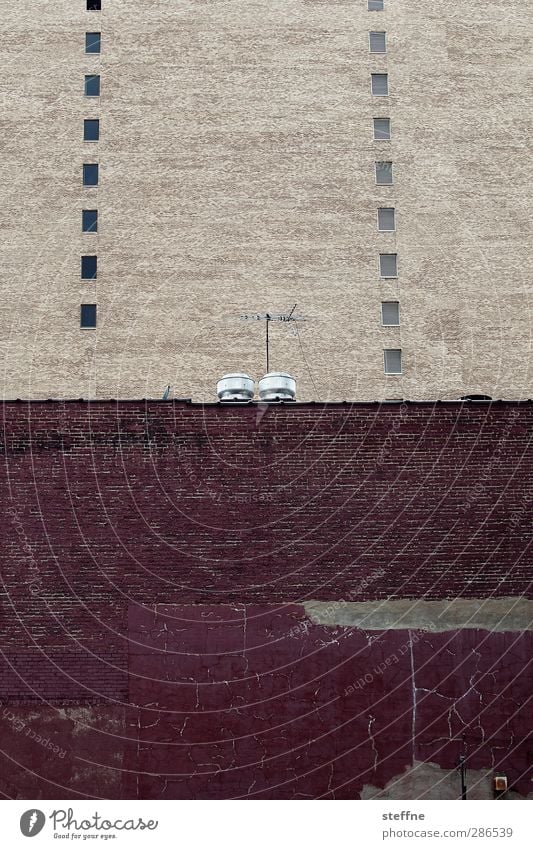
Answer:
[162,384,171,400]
[240,304,305,372]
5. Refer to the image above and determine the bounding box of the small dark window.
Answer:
[369,32,387,53]
[384,349,402,375]
[84,119,100,141]
[81,255,97,279]
[373,117,391,140]
[81,304,97,328]
[369,0,384,9]
[82,210,98,233]
[87,1,102,9]
[378,208,395,231]
[381,302,400,326]
[375,161,393,185]
[83,163,99,186]
[379,253,398,278]
[85,32,101,54]
[371,73,388,96]
[84,74,100,97]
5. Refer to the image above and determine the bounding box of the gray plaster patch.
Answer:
[303,597,533,632]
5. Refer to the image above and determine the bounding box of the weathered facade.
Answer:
[1,0,531,401]
[1,401,531,798]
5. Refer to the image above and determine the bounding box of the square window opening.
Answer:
[82,210,98,233]
[81,255,98,280]
[87,1,102,9]
[381,302,400,326]
[384,349,402,375]
[368,0,384,10]
[81,304,97,328]
[85,32,101,53]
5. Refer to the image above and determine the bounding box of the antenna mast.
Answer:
[241,304,305,372]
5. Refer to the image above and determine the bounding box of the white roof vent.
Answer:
[217,373,255,402]
[258,372,296,402]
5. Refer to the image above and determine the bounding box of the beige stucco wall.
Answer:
[0,0,531,401]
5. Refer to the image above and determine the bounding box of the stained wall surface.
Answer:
[1,605,532,800]
[0,401,531,798]
[1,1,531,401]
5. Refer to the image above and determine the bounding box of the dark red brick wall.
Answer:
[0,401,531,798]
[1,401,531,614]
[0,604,531,799]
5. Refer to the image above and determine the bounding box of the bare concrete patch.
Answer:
[361,760,532,800]
[303,597,533,632]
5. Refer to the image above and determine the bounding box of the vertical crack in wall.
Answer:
[409,629,417,764]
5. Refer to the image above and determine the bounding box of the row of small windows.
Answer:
[83,32,99,294]
[80,255,397,278]
[83,0,99,310]
[80,300,400,332]
[82,112,388,147]
[82,31,394,89]
[81,161,393,187]
[369,13,400,373]
[79,254,398,279]
[371,23,391,294]
[78,206,396,233]
[80,255,397,281]
[80,7,397,362]
[81,296,403,374]
[83,305,402,367]
[370,10,389,280]
[81,8,100,328]
[82,310,403,372]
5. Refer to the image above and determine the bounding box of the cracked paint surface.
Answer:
[124,607,531,799]
[0,403,531,798]
[0,604,531,798]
